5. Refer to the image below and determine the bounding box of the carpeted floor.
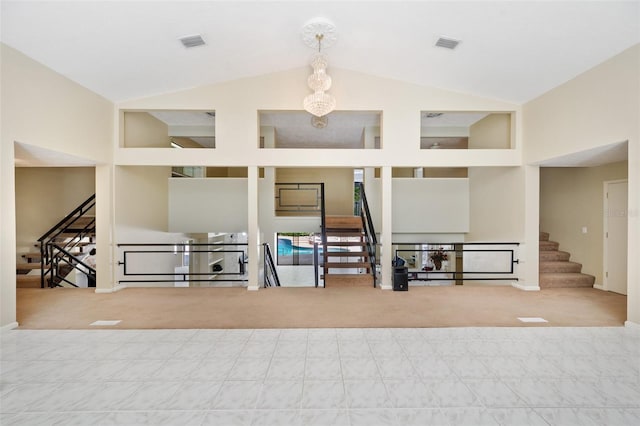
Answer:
[15,286,626,329]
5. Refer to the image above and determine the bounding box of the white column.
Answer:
[1,140,18,328]
[95,164,115,293]
[247,166,260,290]
[514,165,540,291]
[380,166,393,290]
[627,135,639,325]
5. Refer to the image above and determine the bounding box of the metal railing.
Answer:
[263,243,281,288]
[393,242,520,283]
[356,182,377,287]
[49,244,95,288]
[117,242,248,285]
[274,182,325,215]
[38,194,96,288]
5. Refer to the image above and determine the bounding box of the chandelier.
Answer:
[302,19,337,118]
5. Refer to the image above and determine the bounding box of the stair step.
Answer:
[539,231,550,241]
[539,272,595,288]
[325,215,362,230]
[539,241,560,251]
[539,250,571,261]
[325,251,368,258]
[16,263,45,270]
[539,261,583,273]
[16,274,42,288]
[326,241,367,247]
[324,274,374,287]
[326,231,364,238]
[325,262,371,269]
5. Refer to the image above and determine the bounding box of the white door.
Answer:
[604,180,627,295]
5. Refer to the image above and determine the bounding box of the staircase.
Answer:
[539,231,595,288]
[16,194,96,288]
[323,215,374,287]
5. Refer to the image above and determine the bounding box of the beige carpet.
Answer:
[15,286,626,329]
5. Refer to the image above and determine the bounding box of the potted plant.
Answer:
[429,248,448,271]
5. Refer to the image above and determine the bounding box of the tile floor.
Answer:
[1,326,639,425]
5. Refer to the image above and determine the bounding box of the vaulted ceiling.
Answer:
[2,1,638,104]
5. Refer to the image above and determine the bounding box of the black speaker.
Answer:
[393,266,408,291]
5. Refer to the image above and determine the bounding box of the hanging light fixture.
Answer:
[301,19,337,118]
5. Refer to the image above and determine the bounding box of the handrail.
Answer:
[117,242,248,285]
[393,242,520,283]
[356,182,377,287]
[320,183,327,284]
[49,244,95,287]
[38,194,95,243]
[263,243,281,287]
[38,194,96,288]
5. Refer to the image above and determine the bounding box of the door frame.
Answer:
[602,179,628,293]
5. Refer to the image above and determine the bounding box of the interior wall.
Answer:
[115,166,172,242]
[467,167,525,242]
[275,168,354,216]
[123,112,169,148]
[524,44,639,323]
[168,178,249,233]
[540,161,628,284]
[392,178,469,233]
[15,167,95,256]
[1,44,113,327]
[469,114,511,149]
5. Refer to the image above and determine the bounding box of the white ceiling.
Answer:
[2,1,638,104]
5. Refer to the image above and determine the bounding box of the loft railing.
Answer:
[356,182,378,287]
[393,242,520,283]
[274,182,324,216]
[38,194,96,288]
[263,243,281,288]
[117,242,248,286]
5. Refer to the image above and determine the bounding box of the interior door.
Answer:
[604,180,628,295]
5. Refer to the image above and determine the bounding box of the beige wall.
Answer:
[1,44,113,327]
[123,112,170,148]
[1,45,112,161]
[524,44,639,323]
[467,167,525,242]
[540,161,628,284]
[275,168,354,216]
[469,113,511,149]
[114,166,171,241]
[15,167,95,256]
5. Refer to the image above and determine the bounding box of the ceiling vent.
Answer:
[179,34,205,48]
[435,36,460,50]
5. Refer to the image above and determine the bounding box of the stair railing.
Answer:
[38,194,96,288]
[49,244,96,287]
[263,243,281,287]
[356,182,378,287]
[320,183,327,284]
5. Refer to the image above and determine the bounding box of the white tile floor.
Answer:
[1,326,639,425]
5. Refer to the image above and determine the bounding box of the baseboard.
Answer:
[593,284,605,291]
[95,283,127,294]
[625,321,640,329]
[380,284,393,291]
[511,282,540,291]
[247,286,260,291]
[1,322,19,332]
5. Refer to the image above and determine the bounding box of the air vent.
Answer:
[179,34,205,48]
[435,36,460,50]
[424,112,444,118]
